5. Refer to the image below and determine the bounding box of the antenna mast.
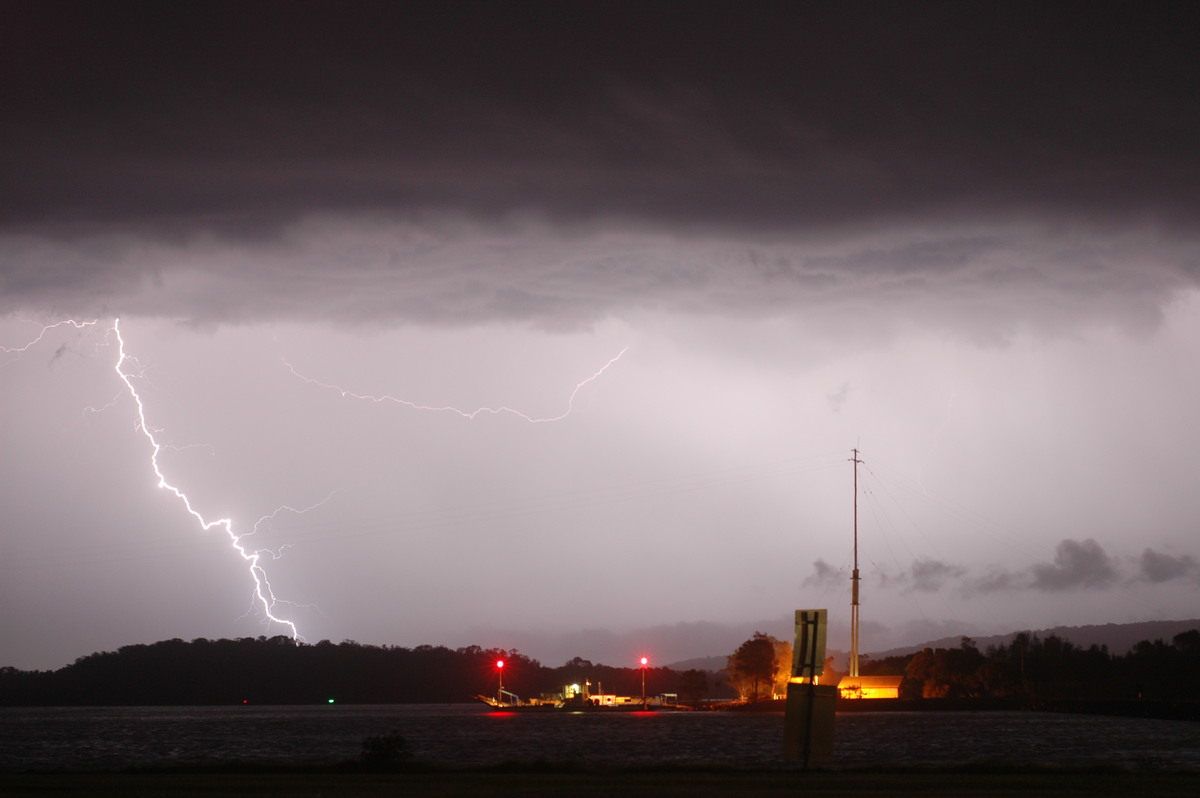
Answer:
[849,448,863,678]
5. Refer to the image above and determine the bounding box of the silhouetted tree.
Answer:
[904,638,986,698]
[727,632,780,701]
[770,635,793,697]
[678,669,708,703]
[1174,629,1200,653]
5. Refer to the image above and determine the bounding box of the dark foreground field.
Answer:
[3,764,1197,797]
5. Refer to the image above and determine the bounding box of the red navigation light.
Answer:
[496,659,505,669]
[640,657,648,666]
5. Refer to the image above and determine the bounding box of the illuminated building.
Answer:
[837,675,903,699]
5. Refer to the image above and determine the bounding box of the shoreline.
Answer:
[716,696,1200,722]
[3,762,1198,797]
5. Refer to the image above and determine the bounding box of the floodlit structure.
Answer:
[837,675,903,699]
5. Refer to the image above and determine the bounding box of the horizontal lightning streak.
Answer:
[244,492,340,555]
[1,319,98,367]
[283,347,629,422]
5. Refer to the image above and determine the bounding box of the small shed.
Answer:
[837,675,903,699]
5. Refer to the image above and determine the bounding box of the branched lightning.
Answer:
[11,316,624,644]
[111,318,313,639]
[283,347,629,422]
[243,493,339,551]
[1,319,98,368]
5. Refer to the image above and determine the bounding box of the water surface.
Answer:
[2,705,1197,771]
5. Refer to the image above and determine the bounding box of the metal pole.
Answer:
[849,448,862,679]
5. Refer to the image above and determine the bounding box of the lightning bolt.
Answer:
[10,316,623,644]
[242,493,339,553]
[1,318,98,368]
[111,318,308,639]
[283,347,629,422]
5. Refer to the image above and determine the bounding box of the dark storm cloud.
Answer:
[3,217,1191,337]
[964,540,1124,594]
[1030,538,1118,591]
[969,569,1023,595]
[805,536,1185,599]
[1138,548,1199,584]
[807,556,965,594]
[4,1,1199,332]
[803,559,842,589]
[5,0,1200,235]
[950,539,1166,595]
[906,558,967,593]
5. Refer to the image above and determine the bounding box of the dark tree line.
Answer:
[5,629,1196,707]
[860,629,1200,703]
[0,637,696,706]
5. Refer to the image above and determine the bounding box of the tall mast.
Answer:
[849,448,863,678]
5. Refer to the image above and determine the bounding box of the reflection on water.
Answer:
[2,705,1198,771]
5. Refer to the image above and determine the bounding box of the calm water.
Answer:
[1,705,1198,771]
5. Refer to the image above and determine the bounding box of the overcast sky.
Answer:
[3,1,1199,671]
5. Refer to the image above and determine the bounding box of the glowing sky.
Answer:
[3,1,1199,670]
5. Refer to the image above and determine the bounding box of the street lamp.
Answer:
[640,656,648,709]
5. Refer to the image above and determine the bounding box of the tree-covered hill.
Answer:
[2,626,1197,707]
[0,637,692,706]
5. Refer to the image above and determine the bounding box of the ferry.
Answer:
[474,681,672,711]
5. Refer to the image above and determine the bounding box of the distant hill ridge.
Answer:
[667,618,1200,672]
[869,618,1200,661]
